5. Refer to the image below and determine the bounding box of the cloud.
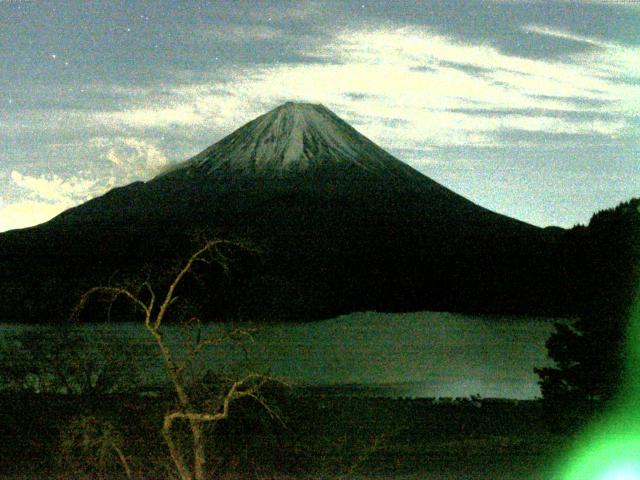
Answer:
[104,137,170,179]
[10,136,169,200]
[0,137,172,232]
[522,25,607,48]
[523,24,640,80]
[0,200,72,232]
[10,171,98,203]
[324,27,625,105]
[84,25,636,154]
[96,105,203,128]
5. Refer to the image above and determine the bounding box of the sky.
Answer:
[0,0,638,232]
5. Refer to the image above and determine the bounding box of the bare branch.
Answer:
[247,389,287,428]
[155,240,236,329]
[162,415,193,480]
[143,281,156,316]
[112,443,133,480]
[73,286,151,322]
[165,374,267,425]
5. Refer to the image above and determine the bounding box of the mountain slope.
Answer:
[0,102,564,323]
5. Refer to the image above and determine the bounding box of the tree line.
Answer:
[536,198,640,424]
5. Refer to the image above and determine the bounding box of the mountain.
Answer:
[0,102,568,323]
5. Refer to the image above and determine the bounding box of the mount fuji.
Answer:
[0,102,564,323]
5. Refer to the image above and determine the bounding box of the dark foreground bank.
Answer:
[0,391,585,479]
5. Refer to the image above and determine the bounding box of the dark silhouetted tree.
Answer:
[0,326,147,395]
[536,198,639,418]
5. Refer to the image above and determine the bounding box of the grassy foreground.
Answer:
[0,392,577,479]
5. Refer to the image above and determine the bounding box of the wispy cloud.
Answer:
[10,171,98,203]
[103,137,170,178]
[1,137,170,232]
[522,25,607,47]
[84,25,637,152]
[0,200,74,232]
[95,105,203,129]
[3,173,100,231]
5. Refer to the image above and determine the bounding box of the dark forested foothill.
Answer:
[0,196,636,327]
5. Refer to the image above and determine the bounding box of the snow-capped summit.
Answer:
[177,101,420,178]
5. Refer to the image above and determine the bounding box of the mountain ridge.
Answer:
[35,101,537,236]
[0,102,569,323]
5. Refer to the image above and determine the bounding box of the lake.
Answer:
[0,311,561,399]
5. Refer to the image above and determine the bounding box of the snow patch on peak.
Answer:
[182,102,422,178]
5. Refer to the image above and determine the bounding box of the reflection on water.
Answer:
[0,311,560,399]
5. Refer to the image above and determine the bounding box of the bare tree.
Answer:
[0,326,147,395]
[74,240,277,480]
[60,415,133,480]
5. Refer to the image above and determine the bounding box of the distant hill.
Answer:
[0,102,631,323]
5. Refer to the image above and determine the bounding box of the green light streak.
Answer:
[555,289,640,480]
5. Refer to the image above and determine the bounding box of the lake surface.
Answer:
[0,311,561,399]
